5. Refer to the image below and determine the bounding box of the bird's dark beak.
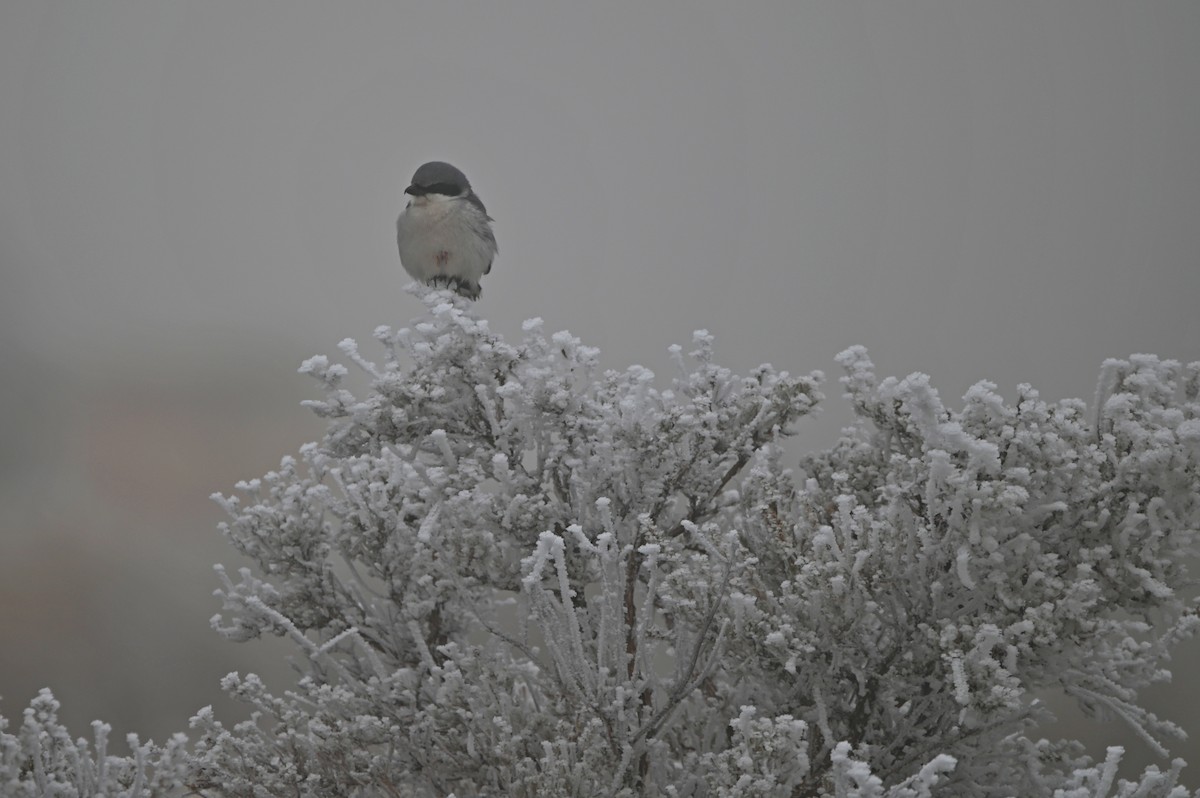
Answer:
[405,185,425,197]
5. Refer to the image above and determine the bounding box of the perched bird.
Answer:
[396,161,497,300]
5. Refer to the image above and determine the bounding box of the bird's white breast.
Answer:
[396,197,495,285]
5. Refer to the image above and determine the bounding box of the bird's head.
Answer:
[405,161,472,204]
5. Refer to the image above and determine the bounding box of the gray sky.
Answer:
[1,0,1198,771]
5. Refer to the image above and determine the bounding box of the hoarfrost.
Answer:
[3,288,1198,797]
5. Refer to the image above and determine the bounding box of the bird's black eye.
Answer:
[423,182,463,197]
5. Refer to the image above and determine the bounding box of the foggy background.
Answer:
[2,1,1198,776]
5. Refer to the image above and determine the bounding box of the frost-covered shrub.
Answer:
[727,346,1200,796]
[2,288,1198,796]
[190,291,1200,796]
[0,689,189,797]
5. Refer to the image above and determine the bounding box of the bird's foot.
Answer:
[426,275,480,300]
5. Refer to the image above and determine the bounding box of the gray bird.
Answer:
[396,161,497,300]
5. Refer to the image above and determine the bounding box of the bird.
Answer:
[396,161,497,300]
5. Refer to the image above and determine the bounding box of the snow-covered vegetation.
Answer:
[4,289,1200,796]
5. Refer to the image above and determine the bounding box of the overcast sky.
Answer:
[1,0,1198,769]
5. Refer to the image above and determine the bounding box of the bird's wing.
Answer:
[465,191,489,218]
[466,194,497,274]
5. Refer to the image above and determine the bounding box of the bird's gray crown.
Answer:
[407,161,470,196]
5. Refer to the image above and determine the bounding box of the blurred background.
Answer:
[1,1,1198,776]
